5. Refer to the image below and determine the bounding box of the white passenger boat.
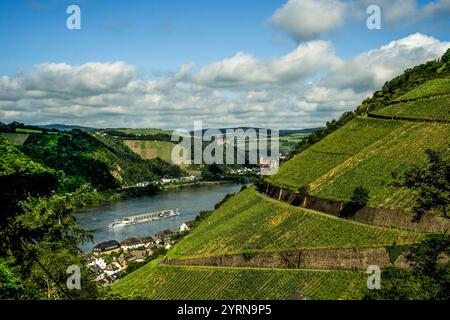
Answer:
[108,209,180,229]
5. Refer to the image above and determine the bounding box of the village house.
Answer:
[93,240,121,254]
[179,220,195,232]
[156,229,173,240]
[120,237,146,251]
[103,261,123,276]
[126,249,151,263]
[87,256,107,269]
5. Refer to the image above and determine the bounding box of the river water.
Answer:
[73,183,242,252]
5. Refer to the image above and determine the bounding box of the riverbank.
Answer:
[73,183,244,253]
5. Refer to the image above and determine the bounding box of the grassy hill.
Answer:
[112,260,367,300]
[371,96,450,122]
[270,115,449,210]
[168,187,422,260]
[21,131,182,191]
[395,78,450,101]
[1,133,30,146]
[124,140,180,164]
[111,50,450,300]
[0,135,58,219]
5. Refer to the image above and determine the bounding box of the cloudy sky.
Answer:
[0,0,449,129]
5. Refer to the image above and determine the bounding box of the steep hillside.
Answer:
[168,187,422,260]
[21,130,182,191]
[395,78,450,101]
[111,50,450,301]
[112,262,367,300]
[371,96,450,122]
[0,136,57,219]
[271,117,449,210]
[124,140,180,164]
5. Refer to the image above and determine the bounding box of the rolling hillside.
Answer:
[371,96,450,122]
[21,131,182,191]
[124,140,180,164]
[395,78,450,101]
[168,187,422,260]
[111,50,450,300]
[270,83,450,210]
[112,262,367,300]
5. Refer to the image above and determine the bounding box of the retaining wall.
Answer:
[166,247,410,271]
[258,183,450,233]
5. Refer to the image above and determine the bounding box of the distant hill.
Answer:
[189,127,321,137]
[35,124,96,132]
[21,130,183,191]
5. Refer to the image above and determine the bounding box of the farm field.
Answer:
[395,78,450,101]
[112,263,367,300]
[115,128,173,136]
[15,128,43,134]
[124,140,182,164]
[372,96,450,121]
[1,133,30,146]
[167,187,423,260]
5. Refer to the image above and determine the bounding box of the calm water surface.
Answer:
[73,183,242,252]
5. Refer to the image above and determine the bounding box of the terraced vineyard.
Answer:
[371,96,450,122]
[270,116,450,210]
[270,117,404,190]
[1,133,30,146]
[168,187,422,260]
[395,78,450,101]
[112,263,367,300]
[124,140,181,164]
[314,122,450,208]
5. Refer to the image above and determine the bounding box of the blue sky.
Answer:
[0,0,449,129]
[1,0,448,74]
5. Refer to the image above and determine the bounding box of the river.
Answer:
[73,183,243,252]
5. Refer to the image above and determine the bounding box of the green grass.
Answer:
[124,140,185,165]
[270,117,404,191]
[395,79,450,101]
[372,96,450,122]
[167,188,422,260]
[1,133,30,146]
[111,263,367,300]
[313,122,450,209]
[15,128,42,134]
[270,117,450,210]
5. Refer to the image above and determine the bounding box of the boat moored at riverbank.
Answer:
[109,209,180,229]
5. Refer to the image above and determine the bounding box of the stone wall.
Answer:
[258,183,450,234]
[166,247,410,271]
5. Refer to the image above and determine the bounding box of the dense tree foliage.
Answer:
[394,147,450,219]
[21,130,183,191]
[365,235,450,300]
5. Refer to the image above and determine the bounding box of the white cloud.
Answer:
[191,40,339,87]
[365,0,450,24]
[325,33,450,91]
[0,34,448,130]
[25,61,136,97]
[270,0,346,41]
